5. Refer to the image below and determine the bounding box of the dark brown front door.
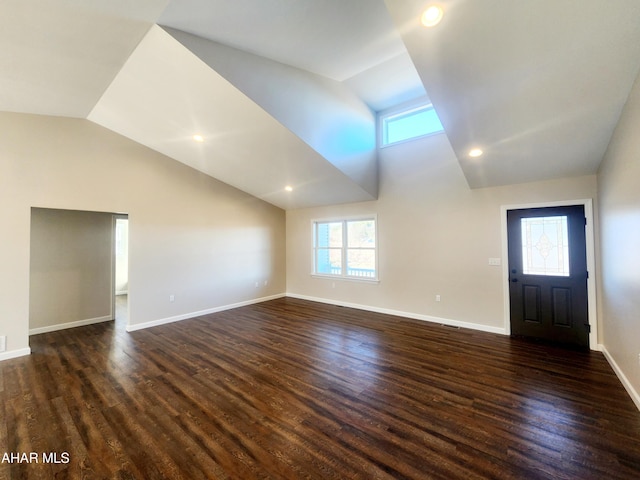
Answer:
[507,205,589,349]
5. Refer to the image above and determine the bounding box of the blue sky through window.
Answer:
[383,105,444,146]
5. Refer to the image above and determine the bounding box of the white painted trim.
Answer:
[29,315,113,335]
[377,95,446,149]
[286,293,506,335]
[310,215,379,282]
[126,293,286,333]
[601,346,640,412]
[500,212,511,335]
[500,199,599,350]
[311,274,380,284]
[0,347,31,361]
[583,199,599,349]
[111,214,116,337]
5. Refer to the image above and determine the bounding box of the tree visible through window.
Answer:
[314,218,377,280]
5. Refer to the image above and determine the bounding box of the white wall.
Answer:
[287,132,598,332]
[30,208,113,331]
[0,112,286,359]
[597,69,640,408]
[115,217,129,295]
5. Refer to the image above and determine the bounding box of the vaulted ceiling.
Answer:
[3,0,640,209]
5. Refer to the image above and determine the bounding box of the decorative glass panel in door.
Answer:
[520,216,570,276]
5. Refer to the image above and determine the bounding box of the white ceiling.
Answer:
[0,0,169,117]
[2,0,640,206]
[160,0,402,81]
[88,25,376,210]
[158,0,426,111]
[385,0,640,188]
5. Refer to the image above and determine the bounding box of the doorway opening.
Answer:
[113,215,129,329]
[29,208,127,336]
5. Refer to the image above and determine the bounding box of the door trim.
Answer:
[500,199,599,350]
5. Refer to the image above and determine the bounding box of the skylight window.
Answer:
[380,103,444,147]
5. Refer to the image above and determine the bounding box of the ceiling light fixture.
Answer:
[284,185,293,192]
[421,5,444,27]
[193,134,204,143]
[469,148,484,158]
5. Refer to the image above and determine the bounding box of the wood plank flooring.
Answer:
[1,297,640,479]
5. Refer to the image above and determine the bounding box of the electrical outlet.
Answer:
[169,294,175,302]
[0,335,6,353]
[488,257,501,266]
[436,295,441,302]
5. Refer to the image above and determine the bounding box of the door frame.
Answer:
[500,199,599,350]
[111,213,130,330]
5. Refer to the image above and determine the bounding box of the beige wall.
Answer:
[30,208,113,331]
[0,112,286,358]
[597,69,640,406]
[287,132,597,332]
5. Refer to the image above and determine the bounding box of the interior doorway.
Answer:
[113,215,129,329]
[29,208,118,336]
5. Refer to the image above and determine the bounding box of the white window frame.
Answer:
[311,215,378,282]
[379,99,444,148]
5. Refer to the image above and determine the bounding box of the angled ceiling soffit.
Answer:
[87,25,375,210]
[162,26,379,198]
[384,0,640,189]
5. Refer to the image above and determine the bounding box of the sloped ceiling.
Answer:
[0,0,169,117]
[157,0,425,111]
[88,26,376,210]
[161,27,379,199]
[3,0,640,205]
[385,0,640,188]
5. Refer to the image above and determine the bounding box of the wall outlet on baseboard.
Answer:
[0,335,6,352]
[435,295,441,302]
[169,294,175,302]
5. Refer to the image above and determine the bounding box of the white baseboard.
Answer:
[601,346,640,412]
[115,291,128,296]
[0,347,31,361]
[29,315,113,335]
[126,293,286,333]
[286,293,507,335]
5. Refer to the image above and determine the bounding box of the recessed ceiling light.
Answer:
[284,185,293,192]
[193,134,204,143]
[469,148,484,158]
[421,5,444,27]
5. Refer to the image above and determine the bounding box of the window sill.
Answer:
[379,130,444,149]
[311,274,380,284]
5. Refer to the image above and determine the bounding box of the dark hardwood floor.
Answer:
[2,297,640,479]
